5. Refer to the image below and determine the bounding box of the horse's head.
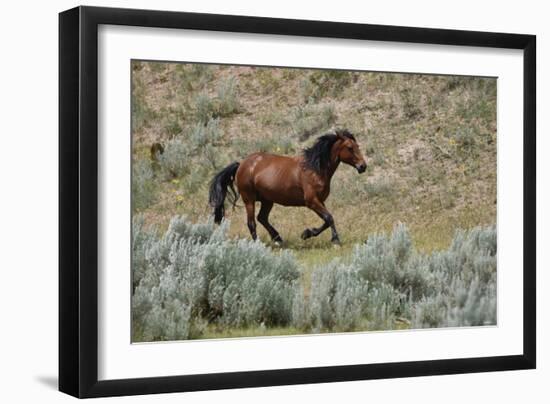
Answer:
[334,130,367,173]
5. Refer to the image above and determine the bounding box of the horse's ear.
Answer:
[335,129,355,142]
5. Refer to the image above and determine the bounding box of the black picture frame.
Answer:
[59,5,536,398]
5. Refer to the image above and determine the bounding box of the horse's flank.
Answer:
[236,152,307,206]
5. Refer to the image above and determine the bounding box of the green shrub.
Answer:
[182,164,210,194]
[132,215,155,290]
[296,223,496,332]
[157,137,190,178]
[190,118,222,150]
[354,224,433,298]
[289,103,336,141]
[193,78,241,123]
[308,262,367,332]
[162,112,183,137]
[132,158,157,211]
[157,119,222,178]
[412,279,496,328]
[174,63,213,92]
[400,87,423,120]
[132,216,301,341]
[216,77,240,116]
[204,239,299,327]
[300,70,353,102]
[131,75,156,133]
[411,225,497,328]
[291,285,310,331]
[194,92,216,124]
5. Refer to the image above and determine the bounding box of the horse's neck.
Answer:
[317,157,340,187]
[326,161,339,180]
[326,145,341,179]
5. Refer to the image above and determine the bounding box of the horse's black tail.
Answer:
[209,162,240,224]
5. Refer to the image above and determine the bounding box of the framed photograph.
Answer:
[59,6,536,398]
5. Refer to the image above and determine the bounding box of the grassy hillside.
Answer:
[131,61,496,266]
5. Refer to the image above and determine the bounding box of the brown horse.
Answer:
[208,129,367,245]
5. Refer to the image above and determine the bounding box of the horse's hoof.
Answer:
[301,229,312,240]
[331,238,342,247]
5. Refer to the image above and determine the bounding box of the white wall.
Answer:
[0,0,545,402]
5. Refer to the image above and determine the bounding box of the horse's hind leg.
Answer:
[257,200,283,244]
[240,192,257,240]
[243,202,257,240]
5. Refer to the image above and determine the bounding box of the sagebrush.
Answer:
[133,217,496,341]
[132,216,300,341]
[299,223,496,332]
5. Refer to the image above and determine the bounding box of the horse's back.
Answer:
[236,152,305,206]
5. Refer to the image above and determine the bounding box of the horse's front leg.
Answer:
[301,197,341,245]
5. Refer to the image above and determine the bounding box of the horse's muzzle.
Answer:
[356,163,367,173]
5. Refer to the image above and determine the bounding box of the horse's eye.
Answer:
[348,146,354,151]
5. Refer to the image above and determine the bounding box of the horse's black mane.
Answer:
[303,130,355,173]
